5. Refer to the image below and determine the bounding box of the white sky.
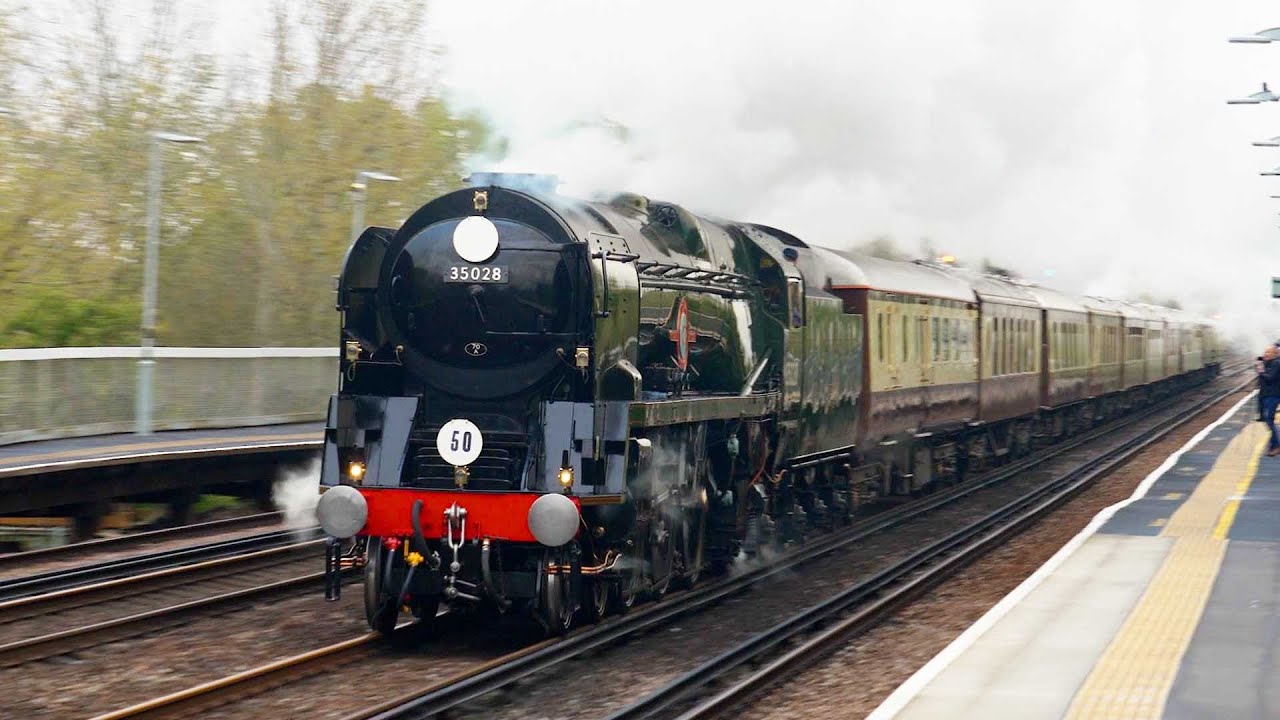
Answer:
[16,0,1280,346]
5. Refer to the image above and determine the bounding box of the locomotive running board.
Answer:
[628,392,779,427]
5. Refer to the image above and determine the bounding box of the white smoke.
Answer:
[272,458,322,530]
[431,0,1280,351]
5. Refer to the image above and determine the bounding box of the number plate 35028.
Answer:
[445,265,508,283]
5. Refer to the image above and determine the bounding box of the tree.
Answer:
[0,0,487,348]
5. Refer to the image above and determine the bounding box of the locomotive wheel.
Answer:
[648,515,677,599]
[364,539,399,635]
[578,575,610,624]
[677,503,707,588]
[611,536,647,613]
[538,551,576,635]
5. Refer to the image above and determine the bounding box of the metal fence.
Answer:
[0,347,337,446]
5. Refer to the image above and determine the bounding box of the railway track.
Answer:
[85,366,1249,720]
[606,371,1256,720]
[0,536,328,667]
[0,511,288,573]
[0,526,318,601]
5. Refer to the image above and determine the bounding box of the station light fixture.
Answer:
[1227,82,1278,104]
[1229,27,1280,44]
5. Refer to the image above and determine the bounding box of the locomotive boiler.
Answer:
[316,174,1220,635]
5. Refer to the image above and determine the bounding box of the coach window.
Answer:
[1020,319,1028,372]
[994,319,1001,375]
[1013,319,1021,372]
[901,315,909,363]
[1021,319,1028,372]
[1000,317,1007,375]
[877,313,884,363]
[1009,318,1015,373]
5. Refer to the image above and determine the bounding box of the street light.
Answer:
[350,170,401,240]
[1254,137,1280,147]
[1230,27,1280,43]
[1227,82,1278,104]
[136,130,204,436]
[1261,167,1280,176]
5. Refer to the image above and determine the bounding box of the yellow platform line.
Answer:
[1213,439,1265,540]
[1065,421,1267,720]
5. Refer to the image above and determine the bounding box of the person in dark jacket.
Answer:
[1260,347,1280,456]
[1260,354,1268,421]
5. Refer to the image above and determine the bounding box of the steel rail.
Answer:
[0,539,323,624]
[0,571,335,667]
[354,368,1247,720]
[609,373,1254,720]
[0,511,287,570]
[89,633,381,720]
[0,527,319,601]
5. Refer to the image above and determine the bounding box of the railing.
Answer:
[0,348,337,446]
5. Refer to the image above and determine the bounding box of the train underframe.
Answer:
[341,364,1218,635]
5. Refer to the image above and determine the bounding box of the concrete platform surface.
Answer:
[871,393,1279,720]
[0,422,323,475]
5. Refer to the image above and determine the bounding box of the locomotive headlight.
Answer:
[557,449,574,489]
[344,339,361,363]
[347,461,366,483]
[316,485,368,539]
[527,493,580,547]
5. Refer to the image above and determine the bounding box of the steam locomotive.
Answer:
[316,174,1221,634]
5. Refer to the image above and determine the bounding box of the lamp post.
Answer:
[136,131,204,436]
[350,170,401,241]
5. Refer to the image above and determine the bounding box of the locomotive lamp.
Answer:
[574,347,590,369]
[454,465,470,488]
[558,450,575,489]
[344,340,361,363]
[347,461,366,483]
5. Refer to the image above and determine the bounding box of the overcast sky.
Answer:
[20,0,1280,345]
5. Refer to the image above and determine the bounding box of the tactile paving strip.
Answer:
[1064,422,1267,719]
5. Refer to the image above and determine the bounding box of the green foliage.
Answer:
[0,0,488,348]
[3,289,138,346]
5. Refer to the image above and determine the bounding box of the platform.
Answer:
[0,423,322,515]
[0,422,322,476]
[870,393,1279,720]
